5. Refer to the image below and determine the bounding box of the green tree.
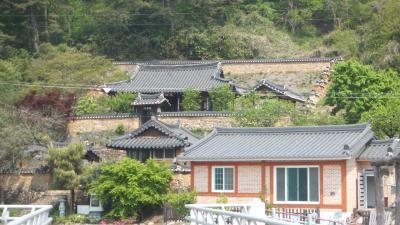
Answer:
[165,192,197,217]
[49,143,86,212]
[361,98,400,138]
[108,92,136,113]
[234,98,294,127]
[209,84,235,111]
[74,96,99,115]
[324,60,399,123]
[183,88,202,111]
[292,109,346,126]
[90,158,172,219]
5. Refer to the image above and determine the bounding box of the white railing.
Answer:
[185,199,297,225]
[0,205,53,225]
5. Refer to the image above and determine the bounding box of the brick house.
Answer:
[179,123,398,219]
[106,118,199,167]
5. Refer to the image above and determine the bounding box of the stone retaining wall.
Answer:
[222,62,330,75]
[68,114,233,134]
[68,117,140,135]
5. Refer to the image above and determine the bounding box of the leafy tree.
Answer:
[48,143,86,212]
[183,88,202,111]
[324,60,399,123]
[90,158,173,219]
[234,98,294,127]
[74,96,100,115]
[108,92,136,113]
[209,84,235,111]
[361,98,400,138]
[235,92,261,110]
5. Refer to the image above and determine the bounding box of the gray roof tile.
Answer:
[180,123,374,161]
[104,62,232,93]
[107,119,200,150]
[132,93,170,106]
[252,79,306,103]
[358,139,399,161]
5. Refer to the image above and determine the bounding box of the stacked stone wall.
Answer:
[68,117,140,135]
[158,116,233,130]
[222,62,330,75]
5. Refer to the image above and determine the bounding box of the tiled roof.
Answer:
[108,136,186,149]
[252,79,306,103]
[104,62,232,93]
[113,57,343,65]
[358,139,400,161]
[107,119,200,150]
[180,123,374,161]
[132,93,170,106]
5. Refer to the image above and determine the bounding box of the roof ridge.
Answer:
[215,123,369,134]
[137,62,220,71]
[183,128,218,154]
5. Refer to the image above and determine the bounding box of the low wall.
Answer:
[68,112,234,135]
[0,173,51,204]
[68,116,140,135]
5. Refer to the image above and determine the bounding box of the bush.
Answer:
[90,158,173,219]
[74,96,100,115]
[209,84,235,111]
[53,214,87,225]
[115,124,125,135]
[109,93,136,113]
[165,192,197,217]
[216,193,228,204]
[182,88,202,111]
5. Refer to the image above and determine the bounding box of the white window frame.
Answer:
[274,166,320,204]
[212,166,235,193]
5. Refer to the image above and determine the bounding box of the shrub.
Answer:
[216,193,228,204]
[109,93,136,113]
[115,124,125,135]
[209,84,235,111]
[182,88,202,111]
[90,158,173,219]
[74,96,99,115]
[165,192,197,217]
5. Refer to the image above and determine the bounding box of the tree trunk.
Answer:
[374,166,385,225]
[395,162,400,225]
[44,5,50,42]
[29,7,40,53]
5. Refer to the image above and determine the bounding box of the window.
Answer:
[275,166,319,203]
[154,150,164,159]
[212,167,234,192]
[151,149,175,159]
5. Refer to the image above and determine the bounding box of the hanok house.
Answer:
[106,119,199,167]
[103,62,237,114]
[179,123,398,220]
[252,79,306,104]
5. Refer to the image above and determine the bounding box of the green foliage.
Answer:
[209,84,235,111]
[234,98,294,127]
[324,60,400,123]
[53,214,88,225]
[89,158,173,219]
[361,98,400,138]
[108,93,136,113]
[292,109,346,126]
[165,192,197,217]
[216,193,228,204]
[183,88,202,111]
[74,96,101,115]
[115,124,125,135]
[48,143,86,190]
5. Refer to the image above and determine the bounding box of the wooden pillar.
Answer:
[177,96,180,111]
[374,166,385,225]
[395,161,400,225]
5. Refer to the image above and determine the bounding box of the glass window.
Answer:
[213,167,234,192]
[275,167,319,203]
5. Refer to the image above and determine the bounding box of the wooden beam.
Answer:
[395,162,400,225]
[374,166,385,225]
